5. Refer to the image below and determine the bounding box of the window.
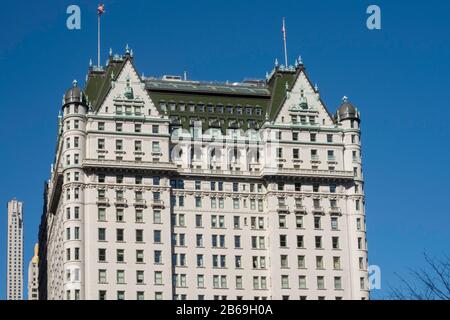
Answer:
[116,209,124,222]
[116,249,124,262]
[234,235,241,248]
[137,271,144,284]
[281,275,289,289]
[327,150,335,161]
[153,210,161,224]
[333,277,342,290]
[317,276,325,290]
[331,217,339,230]
[98,270,107,284]
[327,134,333,143]
[281,255,288,268]
[135,210,143,223]
[195,215,202,227]
[310,133,316,142]
[298,256,305,268]
[332,236,340,249]
[279,215,287,228]
[296,215,303,228]
[136,229,144,242]
[116,140,123,151]
[117,270,125,284]
[136,250,144,263]
[154,230,161,243]
[292,132,299,141]
[152,141,160,153]
[333,257,341,270]
[195,197,202,208]
[98,228,106,241]
[154,251,162,264]
[135,141,142,152]
[316,256,324,269]
[315,236,322,249]
[293,149,300,159]
[356,218,362,230]
[116,229,124,242]
[280,235,287,248]
[134,124,142,133]
[152,125,159,134]
[314,216,321,229]
[98,249,106,262]
[98,122,105,131]
[297,235,304,248]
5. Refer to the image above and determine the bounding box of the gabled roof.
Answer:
[85,55,130,111]
[83,52,335,129]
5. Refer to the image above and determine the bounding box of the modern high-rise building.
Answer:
[7,199,24,300]
[28,244,39,300]
[39,47,368,300]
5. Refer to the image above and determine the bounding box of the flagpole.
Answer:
[283,17,288,67]
[98,14,101,67]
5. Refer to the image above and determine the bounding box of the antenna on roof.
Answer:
[282,17,289,67]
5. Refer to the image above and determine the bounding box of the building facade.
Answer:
[28,244,39,300]
[39,48,368,300]
[7,199,24,300]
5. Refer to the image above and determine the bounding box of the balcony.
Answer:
[114,198,127,207]
[134,199,147,208]
[261,167,354,180]
[151,199,165,208]
[294,204,307,215]
[329,207,342,216]
[277,204,289,213]
[96,197,109,206]
[312,206,325,215]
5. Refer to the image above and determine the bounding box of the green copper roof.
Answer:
[85,56,128,111]
[83,55,314,130]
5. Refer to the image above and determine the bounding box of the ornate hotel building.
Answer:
[38,47,368,300]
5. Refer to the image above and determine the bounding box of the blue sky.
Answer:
[1,0,449,300]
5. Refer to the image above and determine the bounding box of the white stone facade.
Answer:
[40,53,368,300]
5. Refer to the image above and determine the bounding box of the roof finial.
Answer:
[314,83,319,92]
[285,82,289,90]
[89,59,93,67]
[73,79,78,87]
[109,48,113,56]
[111,71,115,79]
[298,55,303,65]
[130,49,134,57]
[342,96,349,103]
[126,44,130,54]
[275,58,279,67]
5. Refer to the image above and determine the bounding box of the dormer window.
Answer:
[134,106,142,115]
[236,106,243,115]
[255,108,262,116]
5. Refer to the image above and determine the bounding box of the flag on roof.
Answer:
[98,4,105,16]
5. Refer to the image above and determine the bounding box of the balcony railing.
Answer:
[134,199,147,208]
[114,198,127,207]
[96,197,109,206]
[151,199,165,208]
